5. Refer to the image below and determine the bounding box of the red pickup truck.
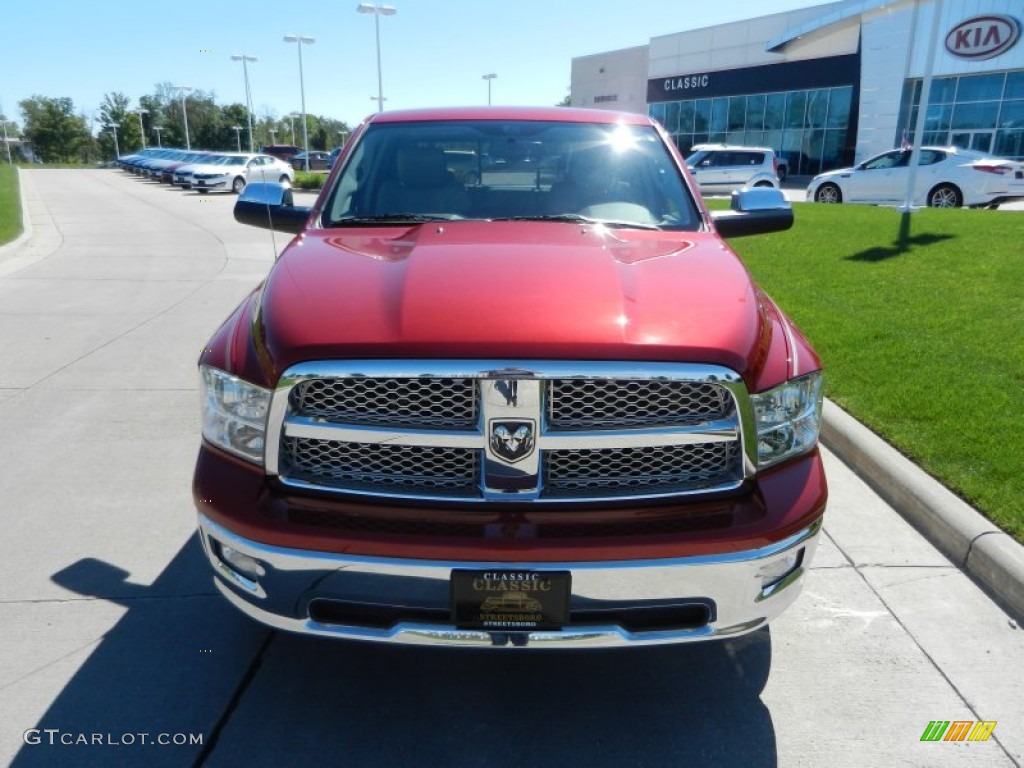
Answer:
[195,106,826,648]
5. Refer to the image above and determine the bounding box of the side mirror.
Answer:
[710,187,793,238]
[233,182,313,234]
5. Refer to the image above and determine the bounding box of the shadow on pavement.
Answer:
[201,623,777,767]
[16,539,777,768]
[13,538,267,768]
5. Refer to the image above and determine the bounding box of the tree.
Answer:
[18,96,94,163]
[97,91,135,158]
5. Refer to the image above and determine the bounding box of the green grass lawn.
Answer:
[720,201,1024,540]
[0,164,22,245]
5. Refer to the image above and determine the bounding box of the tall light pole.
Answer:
[171,85,194,149]
[231,54,258,152]
[104,122,121,159]
[357,4,397,112]
[268,128,277,144]
[232,125,243,152]
[0,115,12,164]
[288,113,300,145]
[284,35,315,170]
[153,126,163,148]
[135,108,149,148]
[482,73,497,105]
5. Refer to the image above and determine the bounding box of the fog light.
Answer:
[758,549,803,589]
[219,544,265,581]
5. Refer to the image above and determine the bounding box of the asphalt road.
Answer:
[1,170,1021,768]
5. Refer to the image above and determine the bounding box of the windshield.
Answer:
[323,120,699,230]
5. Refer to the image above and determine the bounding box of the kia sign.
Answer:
[945,15,1021,61]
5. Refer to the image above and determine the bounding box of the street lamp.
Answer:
[356,4,397,112]
[0,115,12,164]
[482,73,497,106]
[104,122,121,160]
[283,34,315,170]
[232,125,243,152]
[171,85,194,149]
[268,128,277,144]
[230,54,258,153]
[135,108,149,148]
[288,112,300,145]
[153,126,163,148]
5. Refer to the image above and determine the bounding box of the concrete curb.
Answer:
[821,399,1024,623]
[0,166,33,260]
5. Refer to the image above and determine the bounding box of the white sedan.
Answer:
[806,147,1024,209]
[189,153,295,194]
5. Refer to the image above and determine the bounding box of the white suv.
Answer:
[685,144,780,196]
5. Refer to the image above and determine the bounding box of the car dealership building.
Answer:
[570,0,1024,175]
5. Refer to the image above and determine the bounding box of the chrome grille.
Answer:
[270,361,752,504]
[282,437,480,497]
[548,379,732,429]
[544,443,741,498]
[290,377,477,429]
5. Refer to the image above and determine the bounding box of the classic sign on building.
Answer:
[944,15,1021,60]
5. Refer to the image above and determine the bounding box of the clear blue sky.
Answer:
[1,0,834,132]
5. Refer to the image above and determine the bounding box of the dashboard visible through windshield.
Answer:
[323,120,700,231]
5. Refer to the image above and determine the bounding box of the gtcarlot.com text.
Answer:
[23,729,203,747]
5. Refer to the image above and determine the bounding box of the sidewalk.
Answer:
[821,399,1024,623]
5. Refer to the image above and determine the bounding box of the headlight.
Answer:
[200,366,272,464]
[751,372,823,469]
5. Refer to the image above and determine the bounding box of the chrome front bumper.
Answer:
[198,514,821,648]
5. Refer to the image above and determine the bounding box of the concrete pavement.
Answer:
[0,169,1021,767]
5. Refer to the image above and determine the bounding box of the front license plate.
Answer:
[451,570,570,630]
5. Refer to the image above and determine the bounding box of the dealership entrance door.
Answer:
[949,130,994,154]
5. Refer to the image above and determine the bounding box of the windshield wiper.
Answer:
[329,213,458,227]
[492,214,661,230]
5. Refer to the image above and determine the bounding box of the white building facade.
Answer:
[570,0,1024,175]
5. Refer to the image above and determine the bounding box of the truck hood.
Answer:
[254,221,776,384]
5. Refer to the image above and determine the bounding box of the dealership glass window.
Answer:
[679,101,696,135]
[956,74,1005,102]
[1000,101,1024,129]
[764,93,786,130]
[929,77,957,104]
[806,90,828,129]
[827,87,852,128]
[694,100,711,133]
[651,84,854,173]
[785,92,807,128]
[746,94,765,131]
[728,96,746,131]
[710,99,728,133]
[1006,72,1024,100]
[901,70,1024,158]
[995,130,1024,158]
[951,102,1000,130]
[664,102,680,133]
[649,102,667,125]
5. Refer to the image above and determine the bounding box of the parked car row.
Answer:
[116,147,295,193]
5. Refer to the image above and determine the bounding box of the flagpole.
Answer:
[900,0,944,218]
